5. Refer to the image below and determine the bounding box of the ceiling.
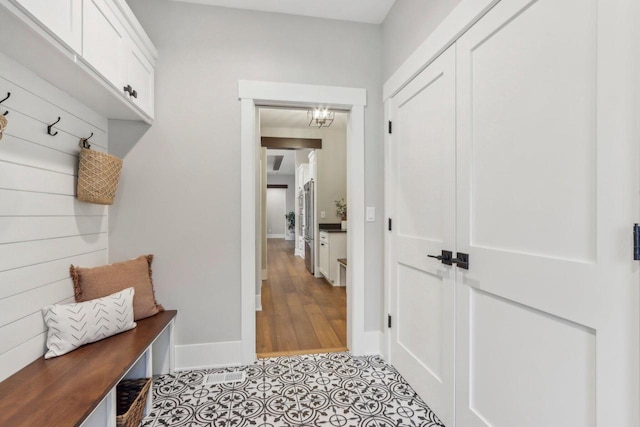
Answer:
[169,0,396,24]
[260,108,347,130]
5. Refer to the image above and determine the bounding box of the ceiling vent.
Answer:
[268,155,284,171]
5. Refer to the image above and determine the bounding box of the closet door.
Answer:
[455,0,639,426]
[388,46,456,426]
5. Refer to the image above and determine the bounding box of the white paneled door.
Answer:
[455,0,638,425]
[388,0,639,426]
[388,46,456,427]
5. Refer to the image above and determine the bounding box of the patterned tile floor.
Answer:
[141,352,445,427]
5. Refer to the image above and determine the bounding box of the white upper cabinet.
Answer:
[0,0,156,122]
[82,0,155,118]
[124,40,154,117]
[82,0,126,92]
[13,0,82,53]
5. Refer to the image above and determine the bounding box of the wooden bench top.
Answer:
[0,310,177,427]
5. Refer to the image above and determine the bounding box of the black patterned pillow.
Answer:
[42,288,137,359]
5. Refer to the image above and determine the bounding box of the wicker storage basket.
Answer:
[116,378,152,427]
[77,147,122,205]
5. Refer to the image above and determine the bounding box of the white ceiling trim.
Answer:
[169,0,396,24]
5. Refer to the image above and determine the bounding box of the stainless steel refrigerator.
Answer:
[303,180,314,274]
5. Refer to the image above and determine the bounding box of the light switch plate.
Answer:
[366,207,375,222]
[320,211,326,219]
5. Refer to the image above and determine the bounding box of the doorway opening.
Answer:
[239,80,367,364]
[257,108,349,357]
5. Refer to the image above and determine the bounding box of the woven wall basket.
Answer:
[77,147,123,205]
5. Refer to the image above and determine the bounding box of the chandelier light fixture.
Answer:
[308,108,334,128]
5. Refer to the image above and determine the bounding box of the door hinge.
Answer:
[388,218,392,231]
[387,314,392,328]
[634,224,640,260]
[388,121,392,134]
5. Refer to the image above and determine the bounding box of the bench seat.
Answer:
[0,309,177,427]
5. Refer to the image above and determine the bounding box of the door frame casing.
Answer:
[239,80,367,364]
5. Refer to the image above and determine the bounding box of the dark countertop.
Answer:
[319,223,347,233]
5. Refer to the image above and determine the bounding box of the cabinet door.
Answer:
[327,233,347,285]
[14,0,82,53]
[125,40,154,117]
[319,240,329,277]
[82,0,125,91]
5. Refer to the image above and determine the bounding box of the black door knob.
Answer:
[428,250,453,265]
[124,85,132,95]
[452,253,469,270]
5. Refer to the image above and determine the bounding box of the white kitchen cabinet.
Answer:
[13,0,82,53]
[318,231,346,285]
[82,0,126,92]
[297,164,309,187]
[308,151,317,182]
[319,232,329,277]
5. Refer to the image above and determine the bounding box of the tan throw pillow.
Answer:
[70,255,164,321]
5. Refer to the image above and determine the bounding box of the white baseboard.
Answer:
[363,331,383,355]
[175,341,243,371]
[267,234,285,238]
[255,294,262,311]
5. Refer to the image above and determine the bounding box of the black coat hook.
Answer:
[47,117,61,136]
[0,92,10,116]
[80,132,93,149]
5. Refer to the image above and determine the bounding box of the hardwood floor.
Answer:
[256,238,347,357]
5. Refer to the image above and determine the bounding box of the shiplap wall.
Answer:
[0,52,109,381]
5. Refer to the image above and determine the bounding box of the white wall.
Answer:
[382,0,462,80]
[266,188,286,237]
[112,0,384,356]
[0,53,108,381]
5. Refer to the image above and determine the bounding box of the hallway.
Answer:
[257,239,347,357]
